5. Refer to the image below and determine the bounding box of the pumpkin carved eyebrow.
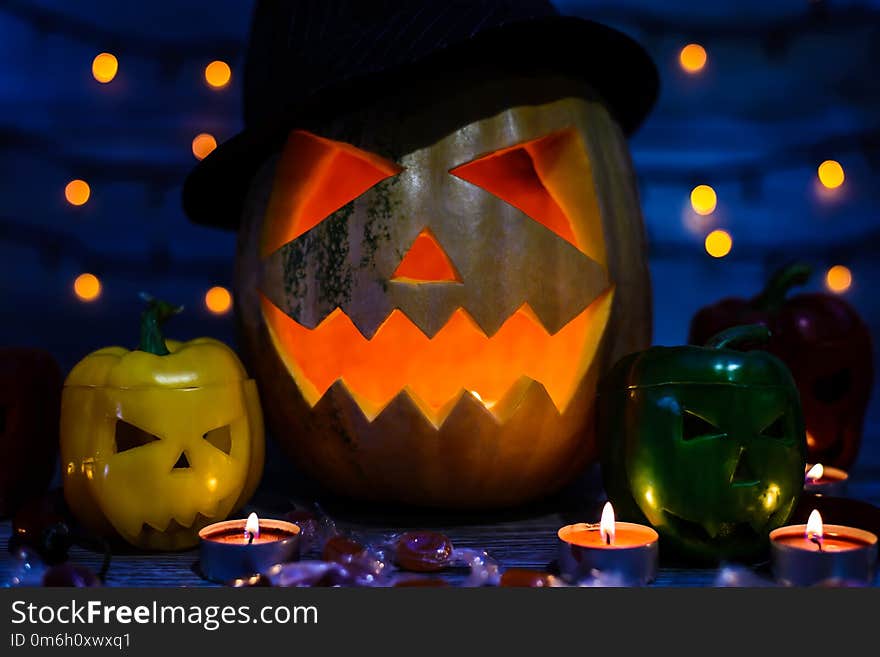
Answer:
[262,130,403,256]
[449,129,580,250]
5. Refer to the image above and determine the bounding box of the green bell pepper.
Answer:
[599,325,807,562]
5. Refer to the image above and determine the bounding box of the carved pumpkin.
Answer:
[236,76,651,507]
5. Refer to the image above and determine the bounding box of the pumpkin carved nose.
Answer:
[731,448,758,486]
[391,228,461,283]
[172,452,191,470]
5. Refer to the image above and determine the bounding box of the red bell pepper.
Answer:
[689,263,873,469]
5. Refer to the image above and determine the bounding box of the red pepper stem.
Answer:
[704,324,771,350]
[753,263,812,311]
[138,293,183,356]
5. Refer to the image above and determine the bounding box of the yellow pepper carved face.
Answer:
[61,333,264,551]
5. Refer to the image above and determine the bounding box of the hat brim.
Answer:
[183,16,659,230]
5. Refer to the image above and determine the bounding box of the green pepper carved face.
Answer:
[600,335,807,562]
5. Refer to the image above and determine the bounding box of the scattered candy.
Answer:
[394,531,454,572]
[499,568,560,587]
[265,561,354,587]
[228,573,273,587]
[322,535,367,564]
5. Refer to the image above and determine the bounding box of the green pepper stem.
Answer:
[753,263,812,311]
[138,293,183,356]
[704,324,771,350]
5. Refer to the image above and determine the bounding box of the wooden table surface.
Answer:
[3,463,880,587]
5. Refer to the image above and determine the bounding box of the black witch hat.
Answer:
[183,0,658,230]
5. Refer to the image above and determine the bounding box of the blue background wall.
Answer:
[2,1,878,469]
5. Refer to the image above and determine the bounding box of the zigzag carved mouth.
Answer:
[261,288,614,428]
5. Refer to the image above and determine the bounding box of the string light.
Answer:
[825,265,852,293]
[73,273,101,301]
[65,179,91,206]
[705,230,732,258]
[679,44,707,73]
[690,185,717,215]
[204,60,231,88]
[192,133,217,160]
[205,286,232,314]
[91,52,118,83]
[817,160,845,189]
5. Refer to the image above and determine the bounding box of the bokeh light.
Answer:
[204,60,231,88]
[74,273,101,301]
[65,179,91,206]
[690,184,717,215]
[679,44,707,73]
[705,230,732,258]
[91,52,118,83]
[205,286,232,314]
[818,160,845,189]
[192,133,218,160]
[825,265,852,293]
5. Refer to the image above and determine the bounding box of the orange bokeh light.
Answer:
[705,230,732,258]
[192,133,218,160]
[825,265,852,293]
[690,185,717,215]
[818,160,845,189]
[65,179,91,206]
[204,60,231,88]
[205,286,232,314]
[92,52,118,83]
[680,44,707,73]
[74,273,101,301]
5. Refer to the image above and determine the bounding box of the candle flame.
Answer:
[805,463,824,481]
[245,512,260,540]
[806,509,823,540]
[600,501,615,545]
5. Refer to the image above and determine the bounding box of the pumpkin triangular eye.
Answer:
[115,420,160,453]
[760,413,787,439]
[262,130,403,255]
[681,410,723,441]
[449,131,578,248]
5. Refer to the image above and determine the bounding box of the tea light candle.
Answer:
[557,502,659,585]
[804,463,848,497]
[199,512,301,583]
[770,509,878,586]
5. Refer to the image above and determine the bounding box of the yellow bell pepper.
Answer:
[61,296,264,551]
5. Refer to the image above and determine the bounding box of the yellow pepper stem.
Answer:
[138,293,183,356]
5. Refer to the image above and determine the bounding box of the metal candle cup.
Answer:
[198,514,301,584]
[769,510,877,586]
[803,463,848,497]
[557,503,659,585]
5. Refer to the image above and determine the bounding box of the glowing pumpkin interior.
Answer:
[261,129,613,427]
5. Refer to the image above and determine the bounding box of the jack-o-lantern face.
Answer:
[260,126,613,427]
[237,76,652,507]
